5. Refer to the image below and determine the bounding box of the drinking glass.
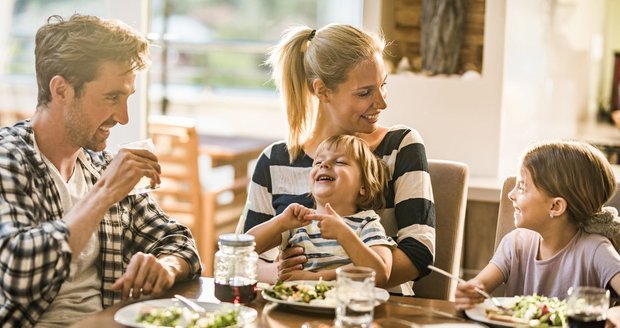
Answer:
[566,286,610,328]
[334,266,375,328]
[119,138,160,195]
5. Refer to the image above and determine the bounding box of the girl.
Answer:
[247,135,396,286]
[456,141,620,308]
[238,23,434,295]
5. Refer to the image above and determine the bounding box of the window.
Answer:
[2,0,105,76]
[0,0,106,109]
[147,0,363,120]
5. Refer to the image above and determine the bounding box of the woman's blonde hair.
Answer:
[35,14,150,107]
[522,141,620,238]
[315,135,388,210]
[266,24,385,162]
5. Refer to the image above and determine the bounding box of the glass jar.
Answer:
[213,233,258,304]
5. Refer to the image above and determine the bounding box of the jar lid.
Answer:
[218,233,256,247]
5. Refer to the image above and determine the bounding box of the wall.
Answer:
[599,0,620,110]
[498,0,608,178]
[374,0,609,182]
[378,0,506,179]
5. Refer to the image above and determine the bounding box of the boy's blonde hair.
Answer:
[266,24,385,162]
[522,141,620,238]
[315,135,388,210]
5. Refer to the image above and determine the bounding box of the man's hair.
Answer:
[315,135,388,210]
[35,14,150,106]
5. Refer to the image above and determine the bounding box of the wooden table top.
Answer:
[198,135,275,177]
[70,277,470,327]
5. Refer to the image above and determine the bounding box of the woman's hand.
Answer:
[455,280,486,310]
[277,246,307,281]
[283,269,333,282]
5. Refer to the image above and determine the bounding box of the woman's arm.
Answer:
[381,127,436,286]
[385,249,420,288]
[339,230,392,286]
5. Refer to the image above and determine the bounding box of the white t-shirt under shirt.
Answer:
[491,228,620,299]
[35,149,102,327]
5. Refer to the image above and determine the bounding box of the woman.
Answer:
[238,24,435,294]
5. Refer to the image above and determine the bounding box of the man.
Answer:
[0,14,201,327]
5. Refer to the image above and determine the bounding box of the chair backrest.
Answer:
[148,115,204,243]
[413,159,469,301]
[494,176,516,250]
[149,116,250,275]
[0,109,30,127]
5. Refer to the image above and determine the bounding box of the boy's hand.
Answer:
[276,203,315,230]
[305,203,348,240]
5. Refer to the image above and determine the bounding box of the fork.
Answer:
[174,294,207,314]
[427,265,509,310]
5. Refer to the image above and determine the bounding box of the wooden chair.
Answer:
[0,109,30,127]
[494,176,517,250]
[413,159,469,300]
[148,116,249,276]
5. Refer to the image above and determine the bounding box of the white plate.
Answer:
[464,297,519,328]
[423,324,488,328]
[261,280,389,314]
[113,298,257,328]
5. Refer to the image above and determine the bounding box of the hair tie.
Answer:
[308,29,316,41]
[582,206,620,238]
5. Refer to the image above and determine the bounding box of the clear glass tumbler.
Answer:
[566,286,610,328]
[335,266,375,328]
[119,138,160,195]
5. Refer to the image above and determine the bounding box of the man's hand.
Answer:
[97,148,161,203]
[305,203,347,240]
[111,252,178,300]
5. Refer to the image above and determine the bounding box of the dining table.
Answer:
[199,134,275,180]
[69,277,474,328]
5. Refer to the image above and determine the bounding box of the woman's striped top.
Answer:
[239,124,436,278]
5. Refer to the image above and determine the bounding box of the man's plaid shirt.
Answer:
[0,121,202,327]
